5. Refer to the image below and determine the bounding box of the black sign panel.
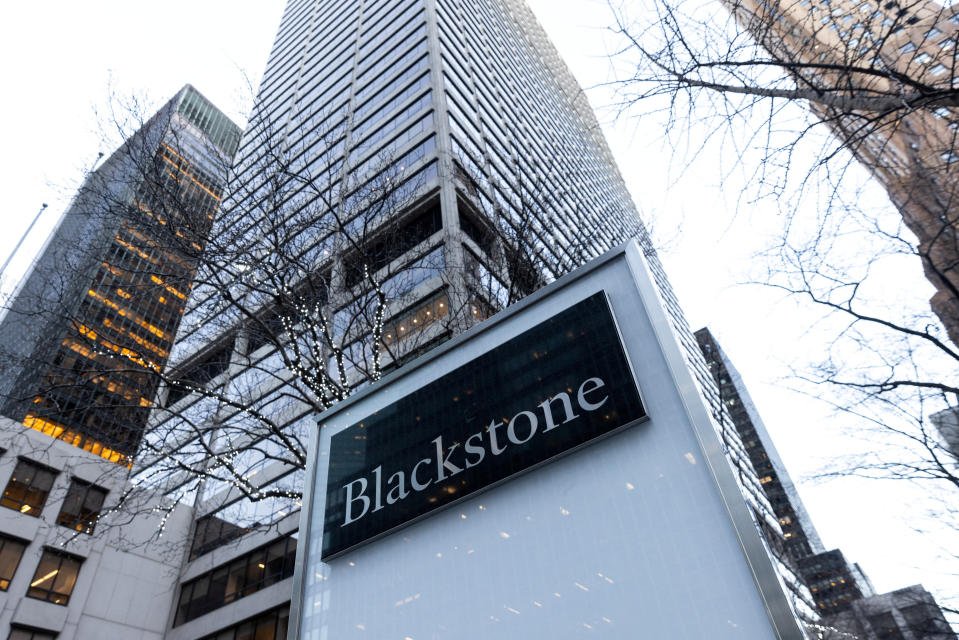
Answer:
[321,291,645,559]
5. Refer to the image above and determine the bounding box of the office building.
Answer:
[726,0,959,343]
[696,328,826,563]
[0,415,193,639]
[695,327,958,634]
[0,86,240,465]
[798,549,874,616]
[695,329,871,613]
[696,328,868,618]
[826,585,957,639]
[931,406,959,458]
[126,1,815,638]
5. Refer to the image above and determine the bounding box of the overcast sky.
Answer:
[0,0,953,610]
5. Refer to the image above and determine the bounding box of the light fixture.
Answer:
[31,569,58,587]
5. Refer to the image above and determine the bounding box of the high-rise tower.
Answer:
[696,328,826,563]
[135,2,814,637]
[0,85,239,464]
[696,328,877,616]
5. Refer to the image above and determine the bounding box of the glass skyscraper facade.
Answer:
[0,86,239,465]
[133,1,815,637]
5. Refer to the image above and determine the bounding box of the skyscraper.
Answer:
[696,329,879,615]
[0,85,239,464]
[726,0,959,343]
[135,1,814,637]
[696,328,825,562]
[696,328,959,635]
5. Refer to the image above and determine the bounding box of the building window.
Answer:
[0,535,28,590]
[200,605,289,640]
[1,459,57,517]
[56,480,108,534]
[9,627,57,640]
[26,549,83,606]
[175,535,297,625]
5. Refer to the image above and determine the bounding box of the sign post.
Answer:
[291,241,806,639]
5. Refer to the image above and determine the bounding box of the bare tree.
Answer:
[606,0,959,623]
[604,0,959,491]
[607,0,959,336]
[0,82,591,559]
[114,100,467,547]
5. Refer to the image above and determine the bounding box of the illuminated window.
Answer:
[1,459,57,517]
[26,549,83,606]
[759,475,774,484]
[56,480,108,534]
[0,535,27,590]
[8,627,57,640]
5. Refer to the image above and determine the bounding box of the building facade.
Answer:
[930,406,959,458]
[696,328,826,564]
[797,549,874,617]
[0,416,194,639]
[128,1,816,638]
[0,86,240,465]
[726,0,959,343]
[826,585,957,639]
[696,327,958,636]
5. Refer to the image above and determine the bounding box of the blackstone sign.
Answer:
[295,246,807,639]
[322,292,646,558]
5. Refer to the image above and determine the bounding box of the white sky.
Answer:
[0,0,953,612]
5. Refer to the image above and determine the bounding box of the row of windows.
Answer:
[9,627,57,640]
[436,3,632,262]
[359,2,422,58]
[353,84,432,140]
[356,52,430,124]
[191,469,303,560]
[0,537,83,606]
[175,535,296,625]
[258,2,353,108]
[1,459,107,533]
[200,604,289,640]
[356,22,427,87]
